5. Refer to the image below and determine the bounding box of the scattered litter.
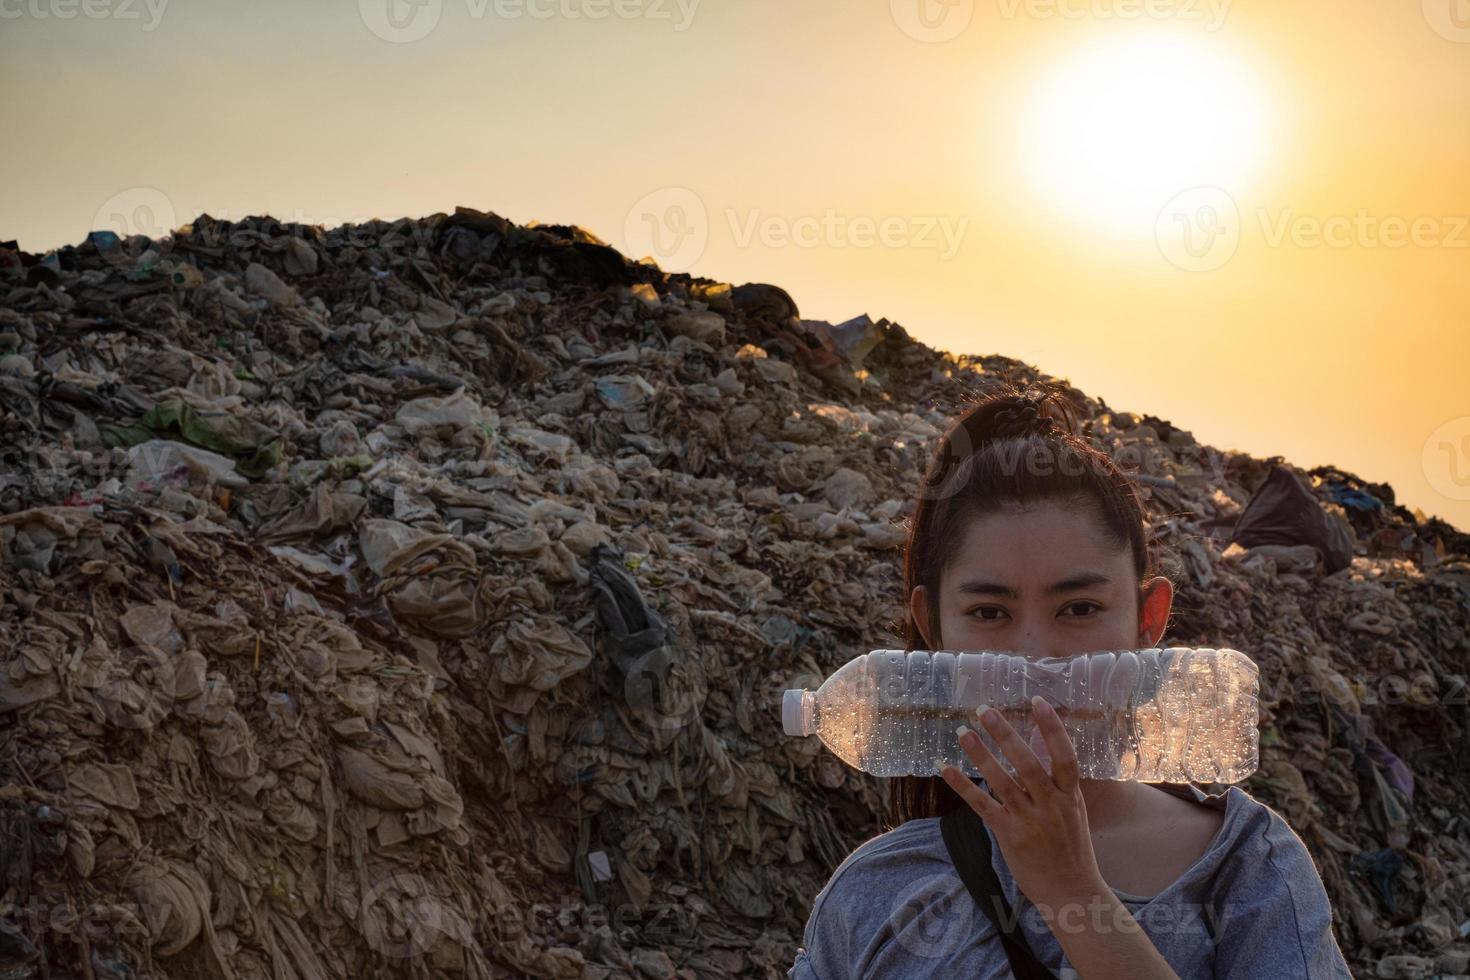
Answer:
[0,208,1466,978]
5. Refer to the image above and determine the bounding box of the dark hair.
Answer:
[883,380,1161,830]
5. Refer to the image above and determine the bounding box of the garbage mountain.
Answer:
[1,208,1467,979]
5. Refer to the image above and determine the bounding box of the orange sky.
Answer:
[2,0,1467,530]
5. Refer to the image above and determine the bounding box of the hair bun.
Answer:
[993,395,1059,438]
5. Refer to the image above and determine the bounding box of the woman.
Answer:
[788,386,1353,978]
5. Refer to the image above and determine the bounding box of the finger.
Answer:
[977,705,1051,799]
[1032,695,1081,793]
[937,758,1005,822]
[955,720,1026,808]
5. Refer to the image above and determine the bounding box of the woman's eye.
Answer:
[1062,602,1101,617]
[967,606,1007,621]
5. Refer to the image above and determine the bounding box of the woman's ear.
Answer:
[909,585,938,649]
[1137,575,1174,646]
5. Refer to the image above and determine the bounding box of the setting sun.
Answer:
[1018,34,1272,231]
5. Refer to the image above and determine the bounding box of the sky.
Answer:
[2,0,1468,532]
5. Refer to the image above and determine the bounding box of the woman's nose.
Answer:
[1008,625,1073,661]
[1009,630,1051,659]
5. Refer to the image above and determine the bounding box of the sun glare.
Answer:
[1019,35,1270,232]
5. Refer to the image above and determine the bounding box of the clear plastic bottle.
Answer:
[781,648,1259,782]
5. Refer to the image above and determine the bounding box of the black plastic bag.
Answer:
[1230,465,1355,573]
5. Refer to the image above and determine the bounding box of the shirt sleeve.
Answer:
[787,887,846,980]
[788,947,822,980]
[1212,814,1355,979]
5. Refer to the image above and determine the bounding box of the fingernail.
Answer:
[981,707,1000,726]
[933,756,950,774]
[955,724,975,746]
[1032,695,1050,713]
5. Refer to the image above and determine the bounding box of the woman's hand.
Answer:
[939,696,1182,979]
[939,695,1105,908]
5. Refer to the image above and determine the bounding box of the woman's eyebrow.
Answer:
[955,571,1112,599]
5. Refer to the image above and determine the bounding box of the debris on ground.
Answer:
[1,208,1467,979]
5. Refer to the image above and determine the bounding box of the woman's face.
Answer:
[909,499,1173,659]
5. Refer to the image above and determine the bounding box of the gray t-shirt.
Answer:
[788,781,1354,979]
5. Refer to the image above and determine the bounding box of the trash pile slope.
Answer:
[1,209,1468,980]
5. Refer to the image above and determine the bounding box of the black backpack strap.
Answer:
[940,803,1059,980]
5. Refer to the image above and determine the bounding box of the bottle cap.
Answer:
[782,689,808,736]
